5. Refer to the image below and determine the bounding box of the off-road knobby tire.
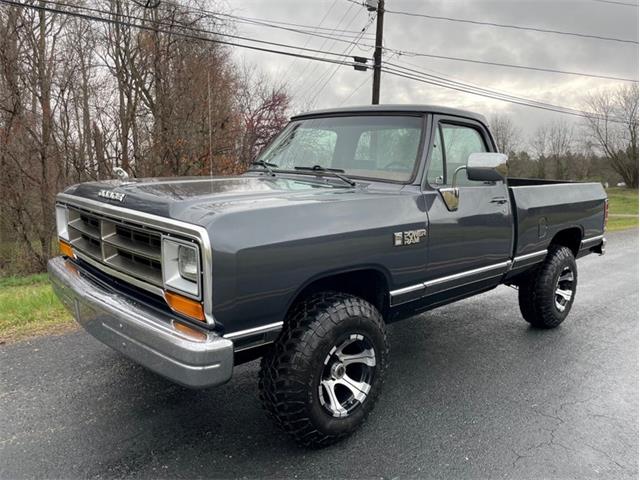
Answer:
[258,292,388,448]
[518,245,577,329]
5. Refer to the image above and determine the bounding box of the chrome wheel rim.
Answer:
[554,266,575,312]
[318,334,376,418]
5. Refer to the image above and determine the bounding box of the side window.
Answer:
[426,122,488,187]
[441,124,487,187]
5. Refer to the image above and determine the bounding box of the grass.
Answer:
[0,273,74,344]
[606,187,638,232]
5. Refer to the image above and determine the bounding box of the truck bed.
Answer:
[507,178,607,259]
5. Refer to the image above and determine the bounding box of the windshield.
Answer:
[256,115,424,182]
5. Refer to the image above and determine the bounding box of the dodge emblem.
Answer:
[98,189,126,202]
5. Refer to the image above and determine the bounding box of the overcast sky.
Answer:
[226,0,638,139]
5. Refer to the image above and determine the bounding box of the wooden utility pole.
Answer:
[371,0,385,104]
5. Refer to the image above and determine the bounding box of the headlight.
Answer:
[178,245,198,281]
[162,238,200,297]
[56,205,69,241]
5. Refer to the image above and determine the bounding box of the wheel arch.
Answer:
[285,266,392,321]
[548,226,583,256]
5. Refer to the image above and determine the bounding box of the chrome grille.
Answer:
[67,207,163,287]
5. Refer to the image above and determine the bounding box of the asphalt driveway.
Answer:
[1,229,637,479]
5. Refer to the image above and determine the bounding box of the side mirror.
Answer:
[466,153,508,182]
[438,152,508,212]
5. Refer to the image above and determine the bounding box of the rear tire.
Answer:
[258,292,388,448]
[518,245,578,329]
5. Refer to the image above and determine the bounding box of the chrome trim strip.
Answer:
[581,235,605,247]
[75,251,166,297]
[423,261,511,288]
[511,249,548,269]
[389,283,425,297]
[224,321,284,340]
[389,260,511,305]
[58,193,216,326]
[513,250,547,263]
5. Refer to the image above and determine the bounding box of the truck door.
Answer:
[422,115,513,297]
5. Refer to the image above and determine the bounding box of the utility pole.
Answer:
[371,0,385,104]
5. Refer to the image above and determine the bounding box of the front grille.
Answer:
[67,207,164,287]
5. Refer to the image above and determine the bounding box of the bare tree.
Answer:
[0,1,290,275]
[237,66,290,165]
[489,114,521,155]
[530,120,575,179]
[584,84,638,188]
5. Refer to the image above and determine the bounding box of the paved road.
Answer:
[1,230,637,479]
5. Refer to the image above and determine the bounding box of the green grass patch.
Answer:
[607,187,638,215]
[606,188,638,232]
[606,215,639,232]
[0,273,74,343]
[0,273,49,288]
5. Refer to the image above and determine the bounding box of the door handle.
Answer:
[490,197,508,205]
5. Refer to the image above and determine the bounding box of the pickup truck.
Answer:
[49,105,607,447]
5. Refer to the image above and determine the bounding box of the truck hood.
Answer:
[62,175,385,226]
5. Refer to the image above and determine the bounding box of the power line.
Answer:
[382,64,626,122]
[384,7,638,44]
[385,60,591,114]
[4,0,628,123]
[384,65,600,120]
[590,0,638,6]
[235,18,374,40]
[338,72,373,106]
[213,11,376,37]
[155,0,380,52]
[277,0,339,80]
[0,0,365,66]
[384,48,638,83]
[165,0,637,83]
[309,16,374,107]
[14,0,366,61]
[157,1,375,36]
[142,0,637,83]
[293,2,358,97]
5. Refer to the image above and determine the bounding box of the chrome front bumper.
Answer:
[48,257,234,388]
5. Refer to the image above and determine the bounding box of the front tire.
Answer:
[259,292,388,447]
[518,245,578,329]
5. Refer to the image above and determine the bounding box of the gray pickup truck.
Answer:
[49,105,607,447]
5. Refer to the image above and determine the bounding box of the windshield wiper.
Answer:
[294,165,356,187]
[249,160,278,176]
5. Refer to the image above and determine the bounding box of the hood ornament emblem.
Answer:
[98,189,126,202]
[112,166,130,181]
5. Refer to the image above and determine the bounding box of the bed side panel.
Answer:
[510,183,606,257]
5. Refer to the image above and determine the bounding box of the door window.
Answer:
[427,123,488,187]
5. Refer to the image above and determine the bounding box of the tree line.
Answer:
[490,84,638,188]
[0,0,290,274]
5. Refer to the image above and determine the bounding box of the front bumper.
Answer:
[48,256,234,388]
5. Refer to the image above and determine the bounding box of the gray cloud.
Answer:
[229,0,638,137]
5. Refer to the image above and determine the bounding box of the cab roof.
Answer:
[291,104,488,125]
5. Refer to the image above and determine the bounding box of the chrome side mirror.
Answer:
[437,153,508,212]
[466,153,508,182]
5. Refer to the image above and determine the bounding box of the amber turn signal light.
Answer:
[164,291,205,322]
[59,239,75,258]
